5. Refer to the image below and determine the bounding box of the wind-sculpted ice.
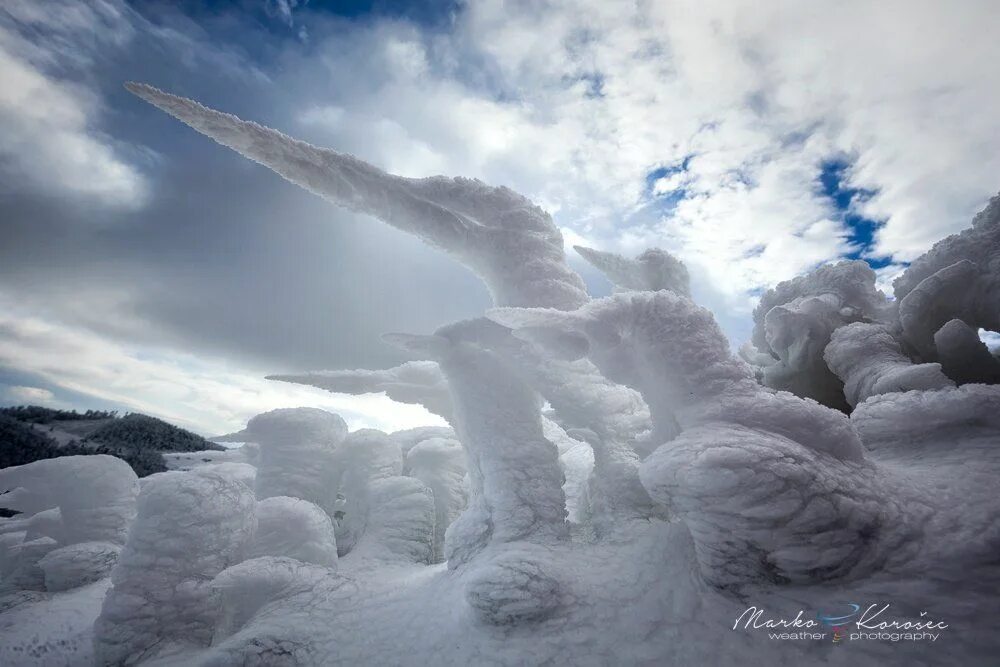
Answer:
[124,83,589,311]
[394,316,655,535]
[348,475,435,564]
[165,446,256,469]
[38,541,121,592]
[25,85,992,664]
[385,323,570,623]
[386,326,569,550]
[892,195,1000,376]
[0,456,138,547]
[274,359,597,529]
[247,497,338,568]
[210,556,342,652]
[165,449,258,486]
[224,408,347,514]
[390,426,457,476]
[540,419,593,526]
[93,471,256,665]
[125,84,662,545]
[489,291,890,588]
[824,322,954,407]
[893,194,1000,324]
[405,437,468,562]
[851,382,1000,450]
[849,383,1000,574]
[0,508,63,582]
[334,429,401,555]
[933,319,1000,384]
[748,260,891,410]
[574,245,691,296]
[0,456,138,593]
[897,259,980,360]
[269,362,454,422]
[2,536,57,591]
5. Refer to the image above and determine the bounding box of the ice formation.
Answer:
[574,245,691,296]
[0,455,138,548]
[824,322,954,407]
[933,318,1000,384]
[405,437,468,562]
[3,85,1000,666]
[892,195,1000,335]
[269,362,454,422]
[93,471,256,665]
[226,408,347,514]
[333,429,403,555]
[123,82,589,311]
[0,456,138,595]
[746,260,892,410]
[247,496,338,568]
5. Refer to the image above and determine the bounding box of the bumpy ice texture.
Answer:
[4,87,992,665]
[0,456,138,594]
[574,245,691,296]
[92,471,256,665]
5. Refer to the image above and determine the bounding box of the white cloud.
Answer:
[265,0,306,28]
[3,385,55,405]
[278,0,1000,318]
[0,0,272,211]
[0,0,148,208]
[0,292,445,436]
[6,0,999,433]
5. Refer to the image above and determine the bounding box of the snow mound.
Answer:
[93,471,256,665]
[248,497,337,568]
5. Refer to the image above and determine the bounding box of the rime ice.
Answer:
[2,86,999,666]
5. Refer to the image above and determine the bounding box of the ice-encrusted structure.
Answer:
[247,496,338,568]
[824,322,954,407]
[163,446,259,487]
[223,408,347,514]
[0,456,138,594]
[574,245,691,296]
[124,82,589,311]
[269,362,454,422]
[405,437,468,562]
[745,260,893,410]
[93,471,256,665]
[893,196,1000,354]
[3,84,999,666]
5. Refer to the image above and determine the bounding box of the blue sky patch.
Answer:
[818,158,893,269]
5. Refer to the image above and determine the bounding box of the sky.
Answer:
[1,0,999,435]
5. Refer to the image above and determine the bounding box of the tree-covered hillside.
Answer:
[0,406,117,423]
[0,414,68,469]
[0,407,224,480]
[84,413,222,454]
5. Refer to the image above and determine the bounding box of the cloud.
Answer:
[264,0,307,27]
[3,0,1000,434]
[0,290,444,435]
[276,0,1000,312]
[0,0,148,208]
[3,385,55,405]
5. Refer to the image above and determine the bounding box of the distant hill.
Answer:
[0,414,70,468]
[84,413,222,455]
[0,406,117,424]
[0,406,223,479]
